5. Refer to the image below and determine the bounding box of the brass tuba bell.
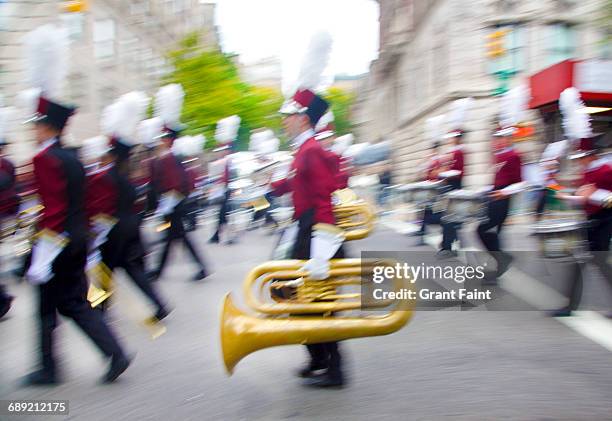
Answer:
[333,189,375,241]
[220,258,414,374]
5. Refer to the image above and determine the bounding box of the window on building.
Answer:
[93,19,116,59]
[488,24,524,74]
[68,72,87,111]
[546,23,575,65]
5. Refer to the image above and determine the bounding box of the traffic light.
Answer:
[486,29,508,58]
[61,1,87,13]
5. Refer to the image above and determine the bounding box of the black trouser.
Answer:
[477,197,511,262]
[211,190,231,240]
[291,209,344,379]
[566,209,612,311]
[439,180,462,250]
[102,219,165,311]
[154,203,207,277]
[418,207,441,235]
[39,241,125,374]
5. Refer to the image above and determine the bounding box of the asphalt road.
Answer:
[1,218,611,420]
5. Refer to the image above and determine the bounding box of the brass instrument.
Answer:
[220,258,414,374]
[333,197,375,241]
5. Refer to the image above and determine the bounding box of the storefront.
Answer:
[529,59,612,143]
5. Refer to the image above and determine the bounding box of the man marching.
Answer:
[477,126,523,283]
[148,84,209,282]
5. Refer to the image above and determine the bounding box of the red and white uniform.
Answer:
[582,159,612,216]
[493,147,522,190]
[271,130,337,224]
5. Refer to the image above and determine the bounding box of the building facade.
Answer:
[0,0,218,163]
[353,0,611,186]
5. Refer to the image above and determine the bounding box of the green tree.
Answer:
[324,87,356,136]
[163,32,284,150]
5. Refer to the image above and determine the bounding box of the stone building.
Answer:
[0,0,218,163]
[353,0,611,186]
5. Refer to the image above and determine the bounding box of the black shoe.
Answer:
[154,307,172,321]
[549,308,572,317]
[303,373,344,388]
[0,295,13,319]
[496,253,514,276]
[192,269,208,281]
[436,249,457,260]
[102,354,132,384]
[208,234,220,244]
[147,271,160,282]
[21,369,59,386]
[297,363,328,378]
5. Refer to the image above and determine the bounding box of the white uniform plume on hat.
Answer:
[215,115,241,145]
[559,87,592,141]
[173,134,206,157]
[154,83,184,129]
[500,84,530,129]
[249,129,275,153]
[101,91,149,145]
[81,135,110,163]
[23,24,69,100]
[332,134,354,156]
[425,115,446,146]
[446,98,473,132]
[138,117,163,147]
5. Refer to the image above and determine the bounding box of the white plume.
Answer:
[500,84,530,128]
[101,91,149,145]
[258,137,280,155]
[172,135,191,157]
[215,115,241,144]
[154,84,184,127]
[16,88,41,119]
[296,31,334,92]
[138,117,163,146]
[81,135,109,163]
[559,87,591,140]
[425,115,446,144]
[315,111,334,132]
[333,134,354,156]
[447,98,474,130]
[249,129,274,152]
[23,24,69,99]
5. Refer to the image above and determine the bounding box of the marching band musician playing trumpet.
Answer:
[270,87,347,388]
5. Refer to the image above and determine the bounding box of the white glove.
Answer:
[589,189,611,206]
[299,223,345,280]
[27,230,68,285]
[90,215,118,250]
[154,191,184,218]
[301,258,330,280]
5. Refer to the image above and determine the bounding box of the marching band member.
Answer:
[86,93,170,321]
[148,84,209,282]
[136,117,164,216]
[209,115,240,244]
[477,125,523,283]
[0,104,17,319]
[551,135,612,317]
[270,31,346,388]
[21,23,130,386]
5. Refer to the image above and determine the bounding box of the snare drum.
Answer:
[530,219,589,260]
[442,189,488,223]
[399,181,444,210]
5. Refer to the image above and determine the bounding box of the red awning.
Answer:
[529,59,612,109]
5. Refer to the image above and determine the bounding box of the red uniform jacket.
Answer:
[582,161,612,216]
[271,137,336,224]
[447,148,464,180]
[32,140,87,236]
[0,157,17,216]
[326,151,350,190]
[493,148,522,189]
[152,152,193,196]
[425,156,440,181]
[85,166,118,219]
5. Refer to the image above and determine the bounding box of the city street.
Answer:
[1,218,611,420]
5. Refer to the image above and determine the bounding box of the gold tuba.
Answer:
[220,258,414,374]
[333,190,376,241]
